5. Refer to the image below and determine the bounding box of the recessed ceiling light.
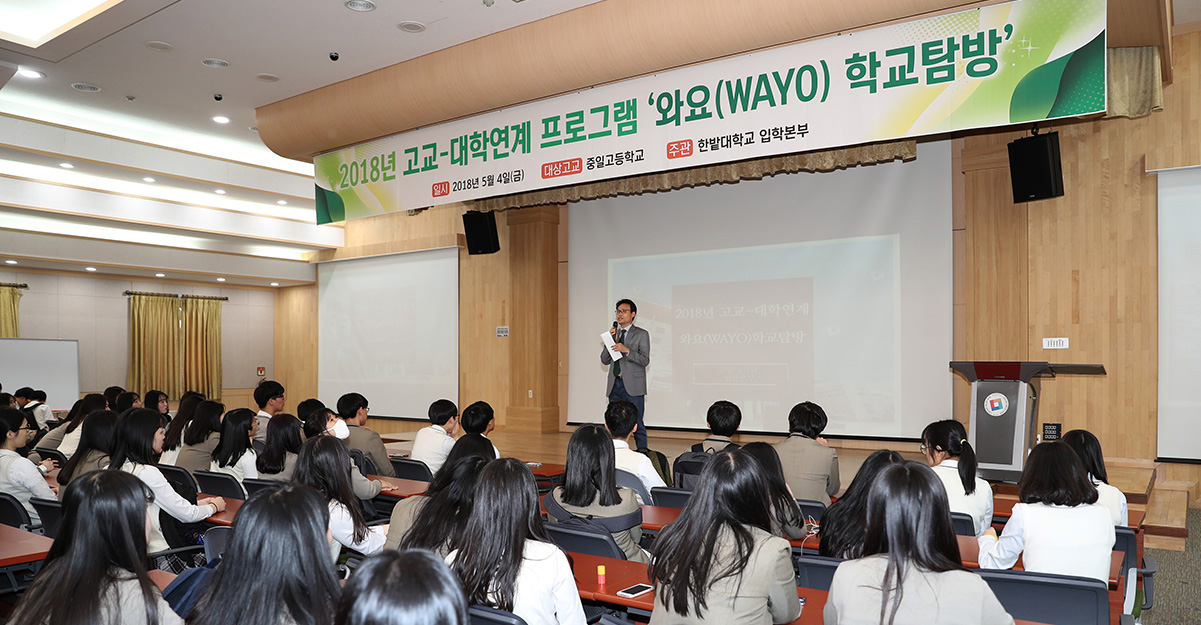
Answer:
[398,21,427,33]
[143,177,156,183]
[270,282,280,287]
[145,41,174,52]
[255,73,280,83]
[277,200,288,205]
[16,68,44,79]
[85,267,97,272]
[214,189,226,195]
[5,260,17,265]
[71,82,101,93]
[201,58,230,68]
[155,273,165,277]
[59,162,74,169]
[212,116,230,124]
[345,0,376,11]
[216,277,226,282]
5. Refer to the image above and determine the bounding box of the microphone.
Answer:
[612,321,619,330]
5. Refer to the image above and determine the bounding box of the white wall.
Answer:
[0,271,273,393]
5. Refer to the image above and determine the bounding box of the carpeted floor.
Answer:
[1142,509,1201,624]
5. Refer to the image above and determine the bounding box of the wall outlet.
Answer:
[528,389,533,398]
[1042,337,1069,349]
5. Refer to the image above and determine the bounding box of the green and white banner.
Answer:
[314,0,1105,224]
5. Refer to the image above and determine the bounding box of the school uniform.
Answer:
[410,424,455,474]
[120,461,215,553]
[931,460,994,536]
[345,423,396,477]
[103,572,185,625]
[210,449,259,483]
[175,431,220,475]
[977,501,1116,583]
[824,555,1014,624]
[259,451,298,482]
[58,449,110,486]
[774,434,839,506]
[0,449,57,524]
[549,486,648,563]
[1093,478,1129,526]
[446,540,587,625]
[327,500,387,560]
[384,494,429,552]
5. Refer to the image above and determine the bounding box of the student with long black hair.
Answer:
[921,419,993,536]
[389,454,489,554]
[116,391,143,414]
[48,392,107,459]
[145,390,170,422]
[189,484,341,625]
[977,442,1115,582]
[824,461,1013,625]
[8,470,183,625]
[548,423,647,562]
[448,458,586,625]
[294,435,387,560]
[210,408,259,484]
[741,442,809,540]
[0,407,57,523]
[174,400,224,475]
[258,413,304,481]
[650,449,800,625]
[159,392,205,466]
[110,408,225,557]
[57,409,117,486]
[1061,429,1128,525]
[336,550,468,625]
[819,450,904,559]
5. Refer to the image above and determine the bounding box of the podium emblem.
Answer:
[984,392,1009,417]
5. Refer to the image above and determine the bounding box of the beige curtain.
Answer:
[1106,47,1163,119]
[128,295,185,398]
[476,139,916,211]
[0,286,20,337]
[182,298,223,399]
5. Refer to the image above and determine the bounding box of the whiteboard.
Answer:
[0,338,81,412]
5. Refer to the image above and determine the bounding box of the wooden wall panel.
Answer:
[273,284,318,415]
[507,206,560,433]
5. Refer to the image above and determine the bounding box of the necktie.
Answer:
[615,328,626,377]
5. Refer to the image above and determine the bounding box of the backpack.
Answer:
[672,451,714,489]
[157,468,206,550]
[542,491,642,536]
[162,556,221,618]
[636,448,672,486]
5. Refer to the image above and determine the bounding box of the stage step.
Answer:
[1142,480,1191,551]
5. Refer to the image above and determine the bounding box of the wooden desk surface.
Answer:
[992,494,1145,529]
[199,494,243,527]
[527,462,566,479]
[369,475,429,498]
[0,524,54,568]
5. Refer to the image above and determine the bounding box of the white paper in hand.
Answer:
[601,330,624,361]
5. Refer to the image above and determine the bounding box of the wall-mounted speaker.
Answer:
[462,211,500,255]
[1007,132,1064,203]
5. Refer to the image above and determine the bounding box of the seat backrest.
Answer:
[950,511,976,536]
[974,568,1109,625]
[793,554,844,591]
[251,439,266,455]
[33,447,68,467]
[1113,525,1137,571]
[391,458,433,481]
[29,497,63,538]
[795,498,826,523]
[650,487,692,510]
[0,492,33,530]
[615,469,654,506]
[193,470,247,500]
[544,523,627,560]
[157,464,201,494]
[242,477,278,496]
[349,448,377,476]
[203,525,232,562]
[469,605,530,625]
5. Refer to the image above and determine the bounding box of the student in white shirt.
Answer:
[446,458,586,625]
[977,442,1116,583]
[1061,429,1129,525]
[294,435,387,560]
[210,408,259,486]
[921,419,994,536]
[604,400,665,500]
[0,408,58,524]
[411,399,460,475]
[338,550,469,625]
[109,409,226,557]
[189,483,341,625]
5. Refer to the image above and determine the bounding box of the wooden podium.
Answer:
[949,361,1106,482]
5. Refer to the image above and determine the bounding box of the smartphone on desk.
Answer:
[616,583,653,598]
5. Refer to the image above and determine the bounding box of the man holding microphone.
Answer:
[601,299,652,450]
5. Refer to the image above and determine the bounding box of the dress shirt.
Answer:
[977,501,1115,582]
[446,540,587,625]
[932,460,994,536]
[25,402,51,430]
[210,449,259,483]
[411,424,456,474]
[58,427,84,459]
[613,439,665,502]
[120,461,216,553]
[327,501,387,560]
[1093,477,1129,526]
[0,449,57,524]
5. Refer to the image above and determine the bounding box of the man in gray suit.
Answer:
[601,298,651,450]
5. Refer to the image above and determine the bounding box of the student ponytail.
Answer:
[920,420,978,496]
